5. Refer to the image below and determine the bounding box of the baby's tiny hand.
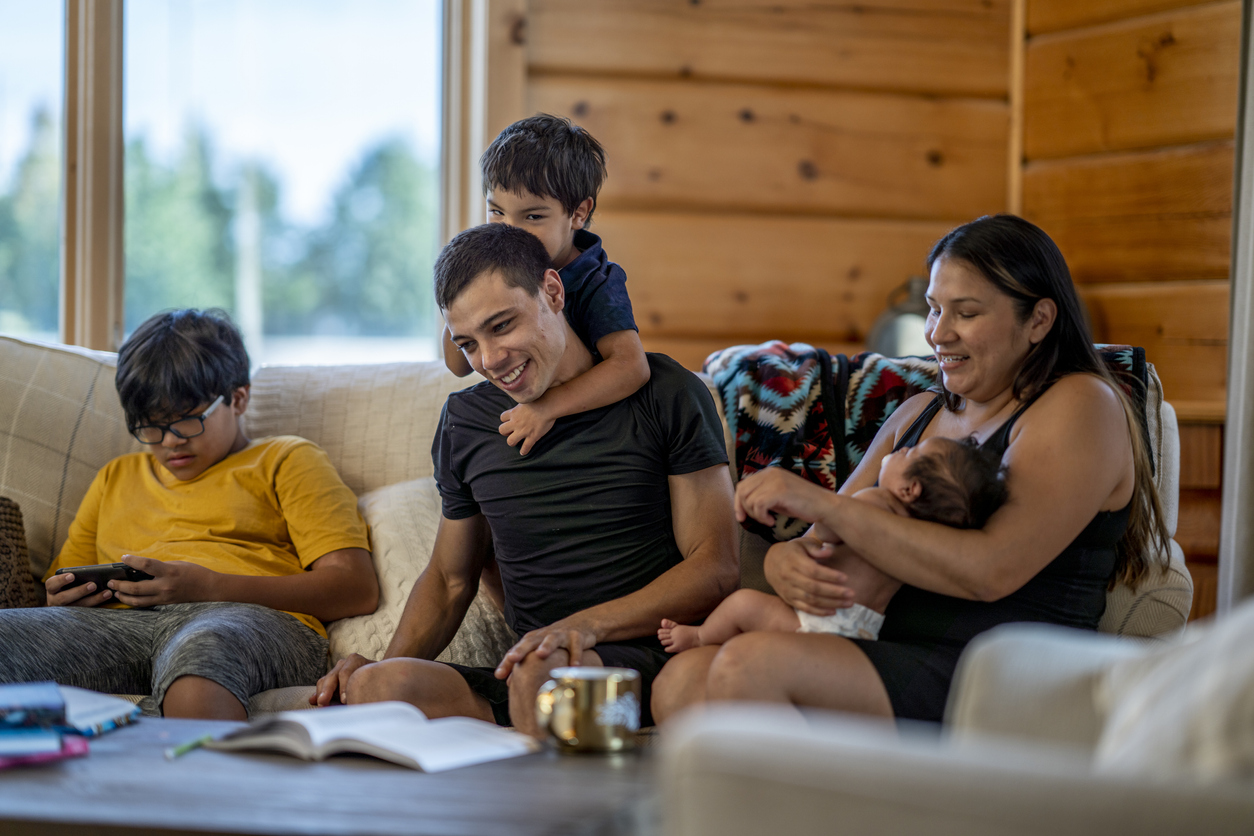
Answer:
[499,403,555,456]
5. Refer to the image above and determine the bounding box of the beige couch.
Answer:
[0,335,1193,714]
[660,613,1254,835]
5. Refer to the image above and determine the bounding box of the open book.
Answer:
[204,702,539,772]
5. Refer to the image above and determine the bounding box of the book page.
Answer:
[284,702,428,749]
[60,686,141,735]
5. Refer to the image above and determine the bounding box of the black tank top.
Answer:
[878,390,1131,649]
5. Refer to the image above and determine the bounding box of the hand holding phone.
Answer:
[54,563,155,590]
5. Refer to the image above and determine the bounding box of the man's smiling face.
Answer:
[444,268,571,404]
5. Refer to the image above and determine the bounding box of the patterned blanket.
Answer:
[705,341,1148,542]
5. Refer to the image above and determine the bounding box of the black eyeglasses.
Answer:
[131,395,225,445]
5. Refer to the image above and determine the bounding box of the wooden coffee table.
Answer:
[0,717,659,835]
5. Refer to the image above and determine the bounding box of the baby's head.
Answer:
[479,114,607,267]
[877,436,1007,529]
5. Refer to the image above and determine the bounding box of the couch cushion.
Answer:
[0,336,136,578]
[330,477,516,668]
[245,363,483,496]
[1095,600,1254,780]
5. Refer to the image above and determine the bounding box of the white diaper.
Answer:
[796,604,884,641]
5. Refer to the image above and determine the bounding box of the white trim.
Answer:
[1219,0,1254,610]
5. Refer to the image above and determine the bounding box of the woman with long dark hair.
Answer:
[652,214,1171,723]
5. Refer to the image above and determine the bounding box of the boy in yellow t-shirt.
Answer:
[0,309,377,720]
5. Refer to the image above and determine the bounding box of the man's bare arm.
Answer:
[311,514,491,706]
[383,514,492,660]
[495,463,738,677]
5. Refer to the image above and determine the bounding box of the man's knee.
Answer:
[346,658,419,704]
[509,649,568,699]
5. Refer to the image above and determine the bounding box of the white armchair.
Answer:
[661,622,1254,836]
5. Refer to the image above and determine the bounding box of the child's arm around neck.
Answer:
[499,329,651,456]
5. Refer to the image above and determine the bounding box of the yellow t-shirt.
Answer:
[45,436,371,637]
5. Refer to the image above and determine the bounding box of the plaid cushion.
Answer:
[0,337,136,578]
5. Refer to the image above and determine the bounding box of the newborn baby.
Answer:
[660,436,1007,649]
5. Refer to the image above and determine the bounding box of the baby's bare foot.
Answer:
[658,618,702,653]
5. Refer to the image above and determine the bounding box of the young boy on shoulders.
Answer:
[0,309,377,720]
[443,114,650,456]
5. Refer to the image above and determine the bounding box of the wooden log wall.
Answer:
[521,0,1013,369]
[1020,0,1242,619]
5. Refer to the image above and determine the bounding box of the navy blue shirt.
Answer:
[432,354,727,636]
[559,229,636,360]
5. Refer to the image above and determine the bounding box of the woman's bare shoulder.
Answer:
[880,391,939,440]
[1013,372,1127,440]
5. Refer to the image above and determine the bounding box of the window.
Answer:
[0,3,65,342]
[124,0,442,365]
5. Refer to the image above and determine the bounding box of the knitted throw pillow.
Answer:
[0,497,42,608]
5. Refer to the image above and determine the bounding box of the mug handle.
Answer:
[535,678,561,735]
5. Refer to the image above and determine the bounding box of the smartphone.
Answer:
[53,563,154,590]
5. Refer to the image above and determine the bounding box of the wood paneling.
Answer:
[1024,142,1234,282]
[1040,213,1232,282]
[1179,423,1223,488]
[596,211,952,342]
[1023,140,1233,220]
[642,336,863,373]
[1187,558,1217,621]
[1024,2,1241,160]
[1177,487,1222,559]
[528,0,1011,97]
[1081,281,1228,406]
[1028,0,1218,36]
[531,78,1009,220]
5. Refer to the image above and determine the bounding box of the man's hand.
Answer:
[495,616,599,680]
[311,653,373,706]
[499,403,555,457]
[106,555,216,607]
[735,467,835,529]
[44,571,113,608]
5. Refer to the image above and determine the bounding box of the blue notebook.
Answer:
[0,682,65,730]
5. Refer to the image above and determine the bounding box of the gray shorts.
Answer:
[0,602,328,716]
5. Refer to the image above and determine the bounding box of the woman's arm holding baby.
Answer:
[757,376,1133,603]
[106,549,379,622]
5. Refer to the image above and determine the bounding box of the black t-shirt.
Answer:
[559,229,636,359]
[433,353,728,636]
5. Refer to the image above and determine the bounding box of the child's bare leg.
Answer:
[162,675,247,721]
[659,589,800,653]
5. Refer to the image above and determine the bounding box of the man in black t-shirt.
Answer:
[314,224,738,732]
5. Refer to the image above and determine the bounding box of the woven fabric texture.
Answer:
[330,477,516,668]
[0,497,41,608]
[245,363,483,496]
[0,337,136,578]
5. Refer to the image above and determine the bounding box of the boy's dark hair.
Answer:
[480,114,607,227]
[434,223,552,312]
[903,438,1008,529]
[116,309,250,429]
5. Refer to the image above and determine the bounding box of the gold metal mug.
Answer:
[534,666,641,752]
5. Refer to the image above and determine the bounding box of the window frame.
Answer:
[59,0,526,351]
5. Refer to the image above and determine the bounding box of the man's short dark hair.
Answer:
[434,223,553,312]
[904,438,1008,529]
[116,309,250,429]
[480,114,607,227]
